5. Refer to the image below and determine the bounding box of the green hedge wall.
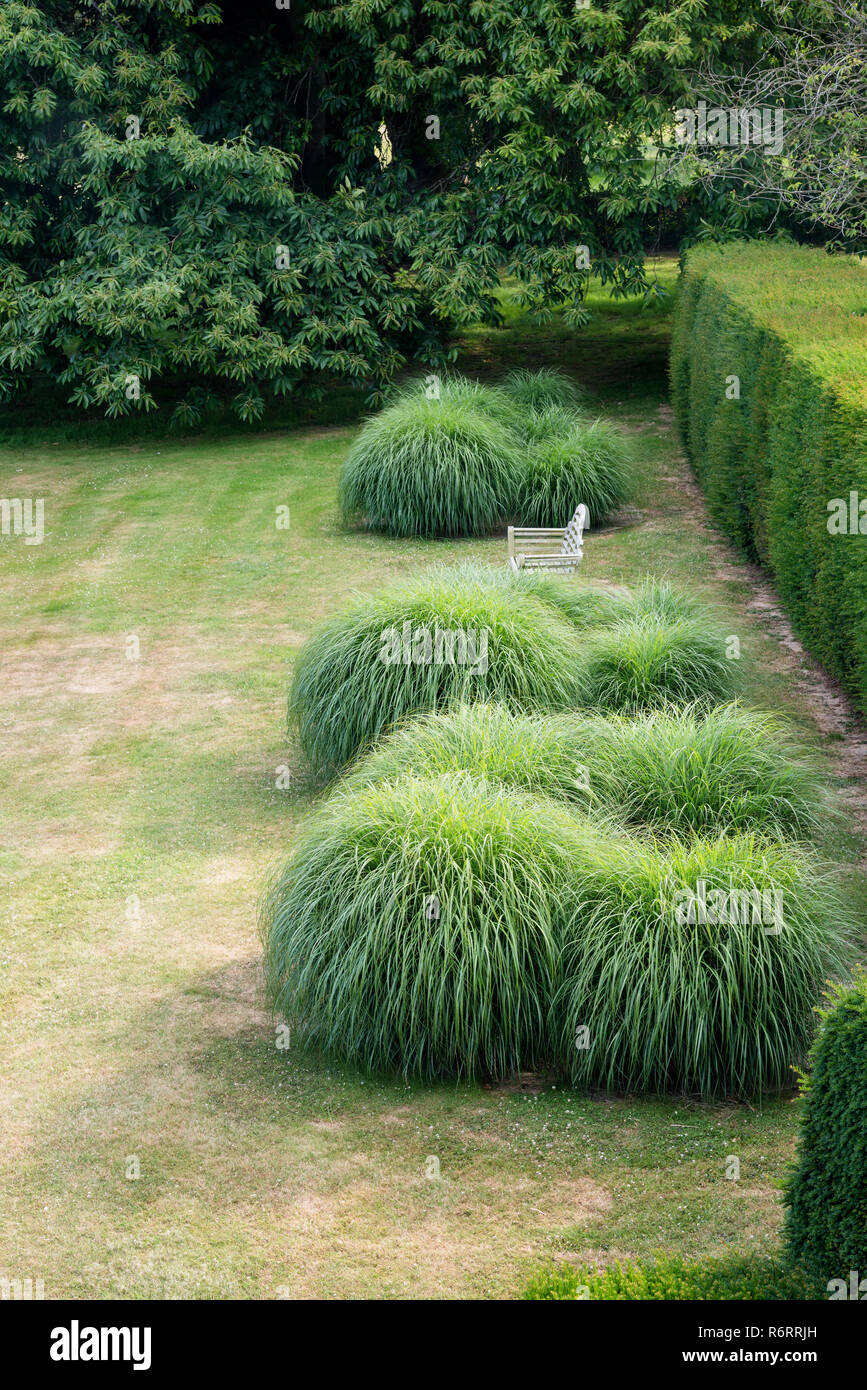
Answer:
[783,973,867,1288]
[670,242,867,715]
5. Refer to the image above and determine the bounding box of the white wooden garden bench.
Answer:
[507,504,588,573]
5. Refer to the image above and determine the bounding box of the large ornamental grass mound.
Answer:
[556,831,855,1098]
[579,702,836,842]
[516,417,634,527]
[338,377,522,537]
[288,566,586,771]
[263,774,852,1090]
[520,404,590,445]
[575,610,739,712]
[499,366,587,414]
[492,564,629,629]
[343,702,582,801]
[263,772,599,1080]
[518,575,710,637]
[623,576,707,625]
[346,702,835,843]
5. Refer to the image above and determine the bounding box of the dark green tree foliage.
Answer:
[783,973,867,1285]
[1,0,782,420]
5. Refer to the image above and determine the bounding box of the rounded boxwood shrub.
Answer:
[499,366,586,414]
[288,565,586,771]
[263,772,597,1080]
[556,831,854,1098]
[575,611,739,712]
[346,701,835,843]
[783,971,867,1286]
[523,1255,820,1301]
[338,377,522,537]
[516,417,633,527]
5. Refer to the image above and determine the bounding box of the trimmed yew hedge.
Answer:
[783,972,867,1286]
[670,242,867,716]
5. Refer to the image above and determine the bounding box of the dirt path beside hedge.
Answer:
[653,401,867,863]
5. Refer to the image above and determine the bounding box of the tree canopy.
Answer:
[0,0,827,421]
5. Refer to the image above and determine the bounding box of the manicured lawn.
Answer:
[1,260,863,1298]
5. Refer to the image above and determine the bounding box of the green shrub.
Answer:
[523,1255,820,1301]
[575,611,739,712]
[499,366,586,414]
[346,701,835,842]
[783,971,867,1286]
[671,242,867,718]
[556,831,854,1097]
[263,772,597,1079]
[338,376,522,537]
[288,565,585,770]
[515,417,633,527]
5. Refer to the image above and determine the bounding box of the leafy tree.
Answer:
[0,0,802,421]
[667,0,867,253]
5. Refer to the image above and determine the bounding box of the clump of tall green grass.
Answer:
[288,566,586,770]
[520,405,590,445]
[516,417,633,527]
[577,703,836,841]
[483,563,629,629]
[499,367,586,414]
[342,703,581,800]
[576,610,739,712]
[622,576,706,624]
[263,770,852,1091]
[345,702,836,843]
[262,772,599,1080]
[512,575,709,635]
[338,376,522,537]
[556,831,854,1097]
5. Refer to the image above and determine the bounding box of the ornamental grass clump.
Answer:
[499,367,587,414]
[575,610,739,712]
[288,565,586,771]
[520,404,591,446]
[262,772,601,1080]
[492,565,629,629]
[579,702,836,842]
[338,376,522,537]
[556,831,855,1098]
[516,417,634,527]
[345,701,836,843]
